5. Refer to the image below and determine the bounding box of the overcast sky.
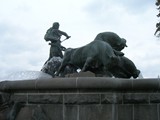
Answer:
[0,0,159,78]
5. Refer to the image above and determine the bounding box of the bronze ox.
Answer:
[56,40,118,77]
[56,40,140,78]
[94,32,140,78]
[94,32,127,51]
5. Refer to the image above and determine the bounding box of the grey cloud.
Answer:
[0,20,46,77]
[120,0,155,14]
[84,0,155,21]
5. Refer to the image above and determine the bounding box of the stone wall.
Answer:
[0,77,160,120]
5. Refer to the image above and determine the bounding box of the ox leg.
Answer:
[55,63,67,76]
[103,66,113,77]
[102,58,113,77]
[81,57,93,72]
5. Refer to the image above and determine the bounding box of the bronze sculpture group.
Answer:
[41,22,140,78]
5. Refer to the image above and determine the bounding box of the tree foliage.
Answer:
[155,0,160,36]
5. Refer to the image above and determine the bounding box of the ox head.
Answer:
[115,38,127,51]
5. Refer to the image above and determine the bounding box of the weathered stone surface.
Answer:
[79,105,112,120]
[118,105,133,120]
[41,104,63,120]
[150,93,160,103]
[101,93,123,104]
[134,105,158,120]
[64,94,100,104]
[1,78,160,91]
[0,109,10,120]
[28,94,63,104]
[36,78,77,89]
[16,106,32,120]
[0,92,11,103]
[76,77,133,90]
[32,105,50,120]
[11,94,27,103]
[0,93,11,120]
[64,105,78,120]
[123,93,149,104]
[16,105,63,120]
[132,79,159,90]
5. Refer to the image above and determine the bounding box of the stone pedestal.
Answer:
[0,77,159,120]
